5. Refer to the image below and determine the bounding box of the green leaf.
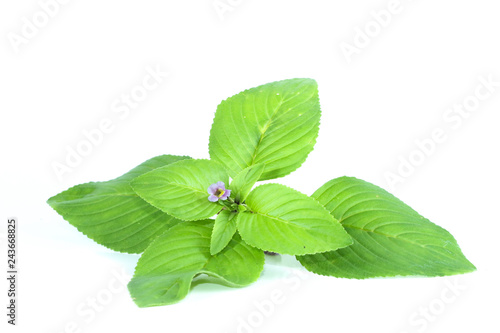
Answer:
[237,184,352,255]
[128,220,264,307]
[210,209,238,255]
[229,163,265,203]
[131,159,229,221]
[47,155,190,253]
[297,177,476,279]
[209,78,321,181]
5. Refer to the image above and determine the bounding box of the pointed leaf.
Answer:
[128,220,264,307]
[131,159,229,221]
[297,177,476,279]
[209,78,321,181]
[210,209,238,255]
[229,163,265,203]
[47,155,190,253]
[237,184,352,255]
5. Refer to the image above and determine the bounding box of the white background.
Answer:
[1,1,499,332]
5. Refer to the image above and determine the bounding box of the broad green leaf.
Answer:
[209,78,320,181]
[229,163,265,203]
[47,155,190,253]
[131,159,229,221]
[237,184,352,255]
[210,209,238,255]
[297,177,476,279]
[128,220,264,307]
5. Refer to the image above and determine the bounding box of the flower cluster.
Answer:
[207,181,231,202]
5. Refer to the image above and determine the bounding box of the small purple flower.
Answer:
[208,181,231,202]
